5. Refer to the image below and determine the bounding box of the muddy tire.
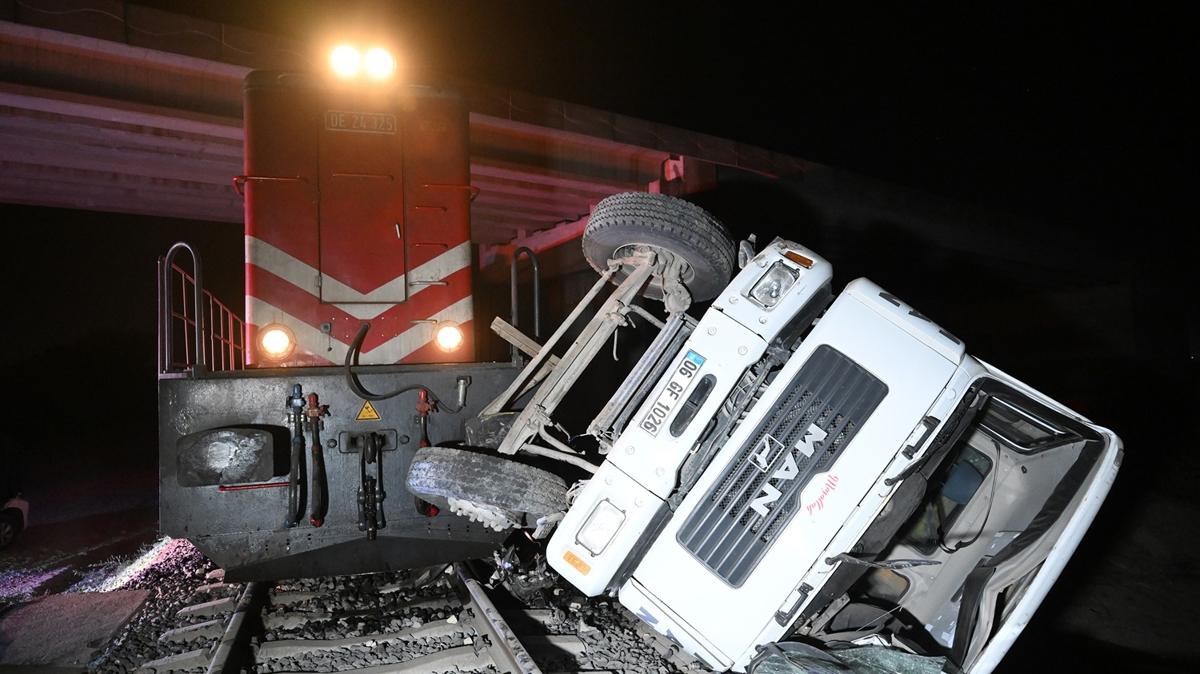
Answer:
[583,192,735,302]
[405,446,567,528]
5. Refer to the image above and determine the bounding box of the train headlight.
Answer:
[746,261,800,309]
[330,45,361,78]
[364,47,396,80]
[259,324,295,360]
[434,322,464,352]
[575,499,626,556]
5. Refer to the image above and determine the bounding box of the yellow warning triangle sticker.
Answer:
[355,401,382,421]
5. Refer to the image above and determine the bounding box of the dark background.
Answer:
[0,1,1195,670]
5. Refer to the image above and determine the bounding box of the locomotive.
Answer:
[159,46,531,580]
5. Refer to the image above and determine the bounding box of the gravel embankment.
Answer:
[88,538,215,674]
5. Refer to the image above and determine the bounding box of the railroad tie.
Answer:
[263,610,332,630]
[192,582,239,598]
[271,644,491,674]
[256,618,474,661]
[158,618,226,643]
[136,647,211,673]
[395,594,463,612]
[175,596,239,619]
[269,590,327,606]
[520,634,588,658]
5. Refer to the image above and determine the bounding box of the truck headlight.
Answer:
[576,499,626,556]
[746,261,799,308]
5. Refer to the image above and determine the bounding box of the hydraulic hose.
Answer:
[343,323,462,412]
[371,432,386,530]
[309,408,328,527]
[285,384,307,527]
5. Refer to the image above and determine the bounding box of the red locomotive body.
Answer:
[242,72,474,366]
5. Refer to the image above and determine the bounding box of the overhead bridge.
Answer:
[0,4,808,255]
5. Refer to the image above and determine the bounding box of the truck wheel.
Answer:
[583,192,735,302]
[405,447,567,531]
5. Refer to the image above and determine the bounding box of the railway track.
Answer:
[116,560,696,674]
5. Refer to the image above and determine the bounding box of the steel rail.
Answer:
[206,581,267,674]
[454,562,544,674]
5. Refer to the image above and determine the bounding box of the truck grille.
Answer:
[677,345,887,587]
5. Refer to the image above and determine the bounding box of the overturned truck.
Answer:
[406,193,1122,673]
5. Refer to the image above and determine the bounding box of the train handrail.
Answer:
[158,243,246,375]
[160,242,205,374]
[509,246,542,361]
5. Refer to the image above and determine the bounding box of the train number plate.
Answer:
[639,350,706,437]
[324,110,397,134]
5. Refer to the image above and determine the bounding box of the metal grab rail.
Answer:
[158,242,245,374]
[231,174,307,196]
[509,246,541,361]
[200,274,245,372]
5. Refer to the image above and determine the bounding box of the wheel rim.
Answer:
[0,522,13,547]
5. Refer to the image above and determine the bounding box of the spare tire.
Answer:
[406,446,567,530]
[583,192,735,302]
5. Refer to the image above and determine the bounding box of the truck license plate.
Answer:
[639,350,706,437]
[324,110,397,134]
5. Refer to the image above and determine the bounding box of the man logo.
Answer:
[748,423,828,517]
[749,434,784,472]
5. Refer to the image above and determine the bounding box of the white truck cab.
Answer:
[407,192,1122,674]
[546,238,1121,673]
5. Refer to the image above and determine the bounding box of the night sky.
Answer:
[0,2,1195,668]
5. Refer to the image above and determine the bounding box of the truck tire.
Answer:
[583,192,735,302]
[406,447,567,531]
